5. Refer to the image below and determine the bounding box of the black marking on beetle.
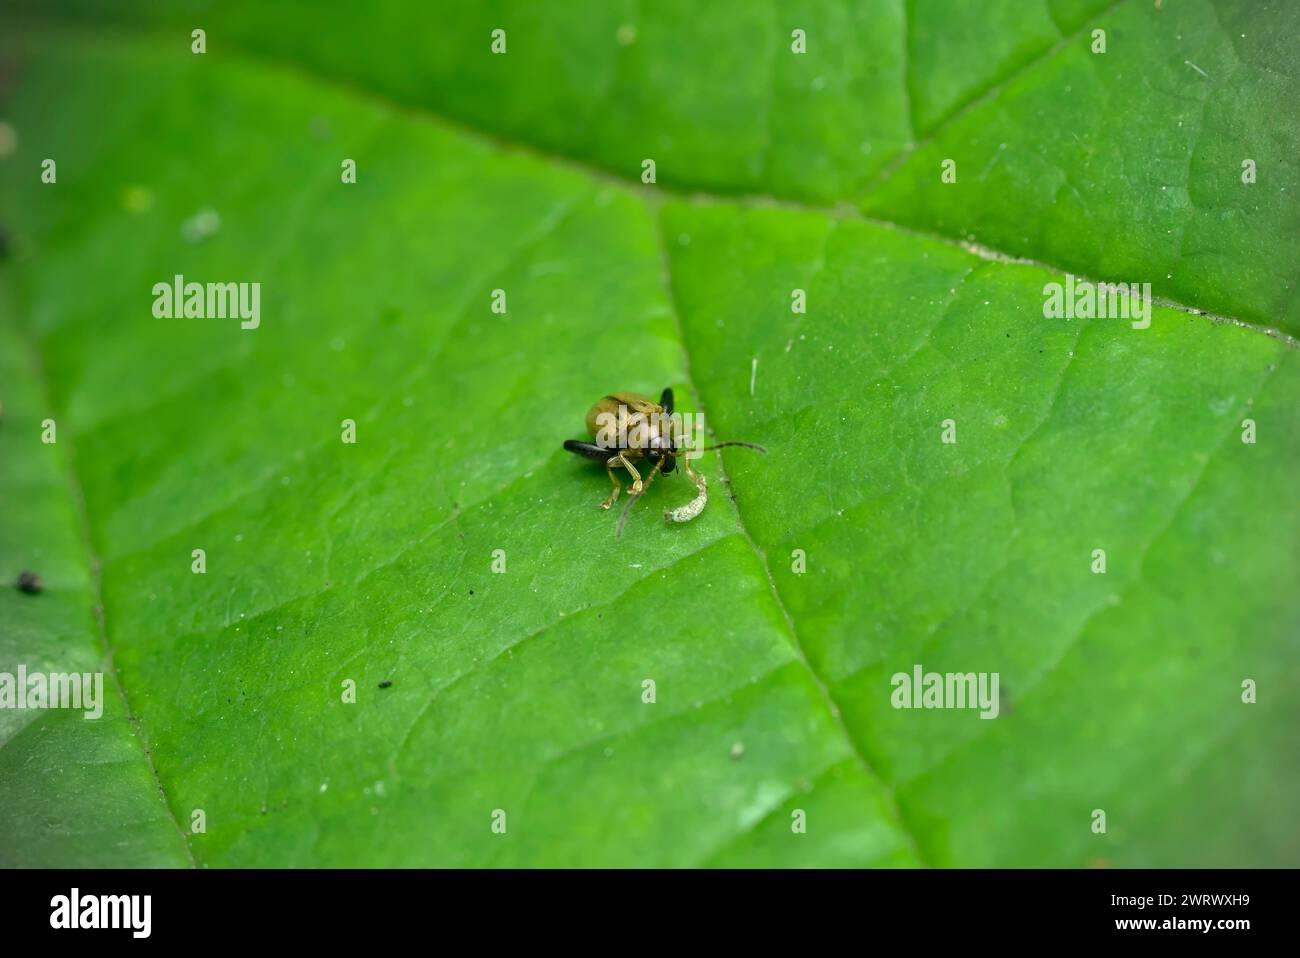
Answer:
[16,570,43,594]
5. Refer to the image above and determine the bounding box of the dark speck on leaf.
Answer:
[16,570,43,594]
[378,680,392,689]
[469,589,475,596]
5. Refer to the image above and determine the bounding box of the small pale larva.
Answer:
[664,473,708,524]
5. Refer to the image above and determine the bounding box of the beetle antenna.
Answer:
[702,441,768,453]
[616,457,665,538]
[615,489,639,538]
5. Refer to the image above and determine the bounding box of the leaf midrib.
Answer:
[651,210,933,865]
[6,315,198,867]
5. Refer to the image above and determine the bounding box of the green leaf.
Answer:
[1,1,1296,867]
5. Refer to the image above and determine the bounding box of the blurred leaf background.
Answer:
[0,0,1297,866]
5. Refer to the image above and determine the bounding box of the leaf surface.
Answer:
[0,2,1296,866]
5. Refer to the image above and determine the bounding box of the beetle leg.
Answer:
[642,456,663,493]
[616,452,644,496]
[600,459,622,510]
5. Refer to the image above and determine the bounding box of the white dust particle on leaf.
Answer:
[180,207,221,243]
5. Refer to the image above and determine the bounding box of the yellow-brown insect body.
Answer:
[585,392,667,459]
